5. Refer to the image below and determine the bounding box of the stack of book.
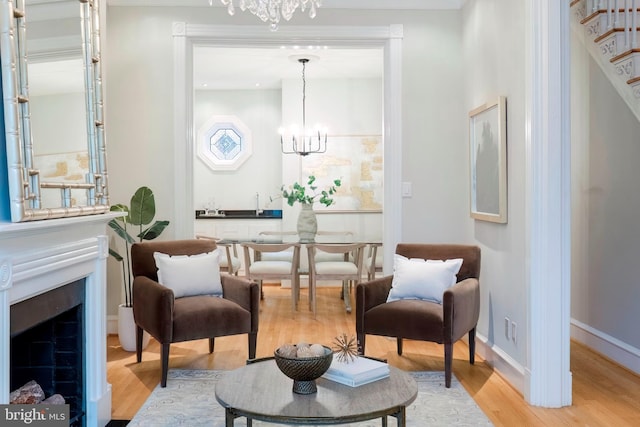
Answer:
[322,356,390,387]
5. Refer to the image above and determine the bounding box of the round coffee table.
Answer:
[215,359,417,426]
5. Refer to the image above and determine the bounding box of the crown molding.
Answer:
[106,0,465,10]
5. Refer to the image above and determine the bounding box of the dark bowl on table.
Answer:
[274,345,333,394]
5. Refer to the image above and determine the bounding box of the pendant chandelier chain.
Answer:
[301,58,308,132]
[280,57,327,156]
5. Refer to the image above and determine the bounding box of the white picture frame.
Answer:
[469,97,507,223]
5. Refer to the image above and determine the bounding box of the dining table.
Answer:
[215,235,382,314]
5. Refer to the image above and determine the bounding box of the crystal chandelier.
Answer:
[216,0,322,31]
[280,58,328,156]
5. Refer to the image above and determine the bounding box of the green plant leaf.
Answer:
[109,204,130,223]
[138,220,170,241]
[108,219,136,244]
[109,247,123,262]
[281,175,341,207]
[129,186,156,226]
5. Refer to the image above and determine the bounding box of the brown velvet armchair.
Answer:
[131,239,259,387]
[355,243,481,387]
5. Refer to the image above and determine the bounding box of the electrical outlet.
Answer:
[504,317,510,340]
[511,321,517,344]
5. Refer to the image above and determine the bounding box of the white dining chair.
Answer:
[365,243,383,281]
[306,243,366,316]
[195,234,241,275]
[241,242,301,312]
[256,231,298,262]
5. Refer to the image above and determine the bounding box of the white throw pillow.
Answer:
[386,254,463,304]
[153,249,223,298]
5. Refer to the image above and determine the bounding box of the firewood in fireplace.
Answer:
[42,394,66,405]
[9,380,45,404]
[9,380,67,405]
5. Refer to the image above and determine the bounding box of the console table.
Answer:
[215,359,417,426]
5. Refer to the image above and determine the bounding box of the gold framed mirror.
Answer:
[0,0,109,222]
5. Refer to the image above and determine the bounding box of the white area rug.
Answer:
[128,369,494,426]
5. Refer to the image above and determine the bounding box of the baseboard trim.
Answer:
[570,318,640,375]
[475,332,526,395]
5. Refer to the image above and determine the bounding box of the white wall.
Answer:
[571,29,640,372]
[193,88,282,211]
[462,0,528,372]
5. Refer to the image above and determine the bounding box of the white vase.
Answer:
[117,304,150,352]
[297,203,317,242]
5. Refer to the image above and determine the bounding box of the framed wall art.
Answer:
[301,135,383,212]
[469,96,507,223]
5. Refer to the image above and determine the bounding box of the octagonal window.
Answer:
[197,115,252,171]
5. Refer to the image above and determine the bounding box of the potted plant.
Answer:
[109,186,170,351]
[280,175,341,242]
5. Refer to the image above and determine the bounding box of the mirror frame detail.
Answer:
[0,0,109,222]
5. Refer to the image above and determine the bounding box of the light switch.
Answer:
[401,182,412,198]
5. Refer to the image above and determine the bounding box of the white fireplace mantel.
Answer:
[0,213,119,427]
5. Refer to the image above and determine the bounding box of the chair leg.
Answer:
[258,280,264,300]
[160,343,170,388]
[291,274,298,313]
[444,342,452,388]
[309,276,317,317]
[135,326,144,363]
[469,328,476,365]
[248,332,257,359]
[396,337,403,355]
[209,338,215,353]
[343,280,352,313]
[357,333,366,355]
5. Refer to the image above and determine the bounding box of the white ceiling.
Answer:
[107,0,466,9]
[194,46,383,90]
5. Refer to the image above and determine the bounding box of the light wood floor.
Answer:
[107,285,640,425]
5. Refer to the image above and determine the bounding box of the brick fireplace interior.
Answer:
[10,279,85,426]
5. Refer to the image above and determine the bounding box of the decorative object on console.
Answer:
[274,343,333,394]
[108,186,170,351]
[215,0,321,31]
[281,175,341,242]
[280,57,328,156]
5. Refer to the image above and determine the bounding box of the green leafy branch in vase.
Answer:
[108,186,170,307]
[280,175,342,207]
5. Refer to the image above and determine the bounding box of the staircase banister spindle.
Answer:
[615,0,621,28]
[607,0,613,29]
[633,0,638,48]
[626,0,631,49]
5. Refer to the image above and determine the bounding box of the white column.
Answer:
[525,0,573,407]
[382,24,403,274]
[173,22,193,239]
[0,259,12,404]
[85,235,112,427]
